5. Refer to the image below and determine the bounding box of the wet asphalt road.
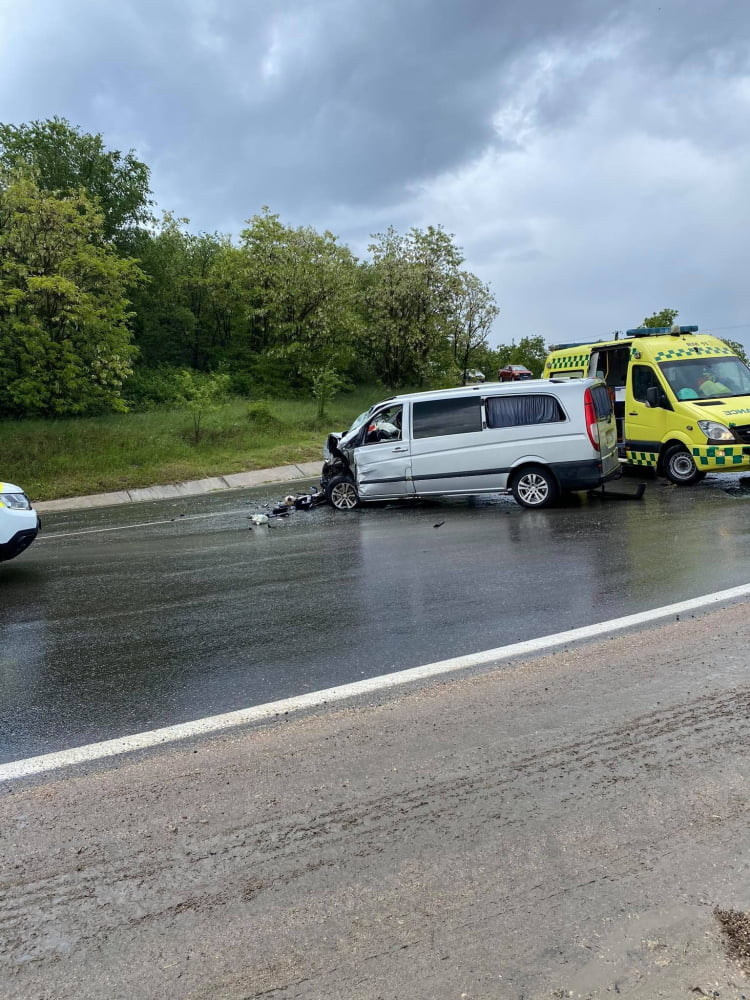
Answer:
[2,472,750,764]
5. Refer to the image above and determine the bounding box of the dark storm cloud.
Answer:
[0,0,626,225]
[3,0,750,345]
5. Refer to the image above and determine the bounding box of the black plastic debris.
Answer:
[254,488,327,521]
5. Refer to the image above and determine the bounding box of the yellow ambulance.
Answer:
[543,325,750,483]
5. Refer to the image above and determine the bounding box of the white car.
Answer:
[0,481,40,562]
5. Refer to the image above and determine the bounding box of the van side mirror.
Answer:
[646,386,668,408]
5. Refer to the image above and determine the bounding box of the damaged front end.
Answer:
[320,431,360,510]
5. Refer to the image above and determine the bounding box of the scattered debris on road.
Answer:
[247,487,326,527]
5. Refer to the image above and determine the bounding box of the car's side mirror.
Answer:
[646,386,669,408]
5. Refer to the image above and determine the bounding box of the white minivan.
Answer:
[0,481,40,562]
[321,378,619,509]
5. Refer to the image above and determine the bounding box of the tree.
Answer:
[722,338,749,366]
[0,117,152,245]
[446,272,499,378]
[493,335,549,377]
[237,208,360,391]
[174,369,230,443]
[0,172,142,416]
[130,214,240,370]
[642,307,679,328]
[361,225,465,388]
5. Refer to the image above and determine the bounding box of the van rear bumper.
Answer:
[552,459,620,492]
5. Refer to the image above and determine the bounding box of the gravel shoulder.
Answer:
[2,603,750,999]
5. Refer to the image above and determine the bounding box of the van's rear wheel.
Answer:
[326,475,360,510]
[511,466,559,509]
[662,445,706,485]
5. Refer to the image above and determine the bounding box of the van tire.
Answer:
[511,466,559,509]
[326,475,360,510]
[662,445,706,486]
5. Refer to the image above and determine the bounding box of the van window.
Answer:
[632,365,662,403]
[589,383,613,419]
[485,394,564,428]
[412,397,482,439]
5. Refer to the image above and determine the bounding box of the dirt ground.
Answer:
[2,603,750,999]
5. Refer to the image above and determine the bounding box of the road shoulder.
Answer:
[2,603,750,998]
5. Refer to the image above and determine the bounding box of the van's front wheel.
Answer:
[326,474,360,510]
[511,466,559,509]
[662,445,706,485]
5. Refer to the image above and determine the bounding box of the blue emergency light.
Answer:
[625,325,699,337]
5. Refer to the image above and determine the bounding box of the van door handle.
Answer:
[628,411,639,416]
[392,446,408,452]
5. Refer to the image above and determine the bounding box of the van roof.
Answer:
[382,377,601,406]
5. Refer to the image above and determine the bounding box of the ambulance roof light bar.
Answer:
[548,340,606,350]
[625,325,699,338]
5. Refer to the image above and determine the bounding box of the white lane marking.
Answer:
[41,508,260,539]
[3,581,750,782]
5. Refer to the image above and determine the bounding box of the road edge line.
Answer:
[3,581,750,782]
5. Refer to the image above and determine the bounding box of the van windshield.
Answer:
[347,409,375,434]
[660,357,750,400]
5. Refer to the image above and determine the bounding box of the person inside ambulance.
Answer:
[697,370,731,397]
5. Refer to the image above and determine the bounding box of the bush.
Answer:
[246,401,285,431]
[122,366,185,410]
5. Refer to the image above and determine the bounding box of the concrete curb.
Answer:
[35,462,323,513]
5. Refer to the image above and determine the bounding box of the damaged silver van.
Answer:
[321,378,619,510]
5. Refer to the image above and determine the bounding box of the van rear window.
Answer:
[485,394,564,428]
[412,397,483,438]
[589,384,613,418]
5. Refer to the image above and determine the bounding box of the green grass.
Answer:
[0,387,382,501]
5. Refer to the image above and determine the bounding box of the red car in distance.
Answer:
[497,364,533,381]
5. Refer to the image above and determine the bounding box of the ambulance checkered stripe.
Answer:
[693,445,750,467]
[548,352,588,369]
[625,451,658,466]
[625,445,750,471]
[653,345,734,361]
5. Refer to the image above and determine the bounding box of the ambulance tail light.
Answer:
[584,387,600,451]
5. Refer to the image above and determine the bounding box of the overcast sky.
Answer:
[2,0,750,349]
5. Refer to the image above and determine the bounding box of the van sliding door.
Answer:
[409,396,490,495]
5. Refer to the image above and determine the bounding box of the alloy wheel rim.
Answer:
[332,483,358,509]
[518,474,548,505]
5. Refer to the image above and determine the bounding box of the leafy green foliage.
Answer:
[238,208,360,391]
[173,368,231,443]
[0,172,142,416]
[490,335,549,377]
[723,338,749,366]
[361,225,483,388]
[0,118,504,420]
[0,117,152,245]
[121,365,189,409]
[309,365,344,420]
[641,307,679,328]
[245,400,284,431]
[446,271,499,377]
[129,214,241,370]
